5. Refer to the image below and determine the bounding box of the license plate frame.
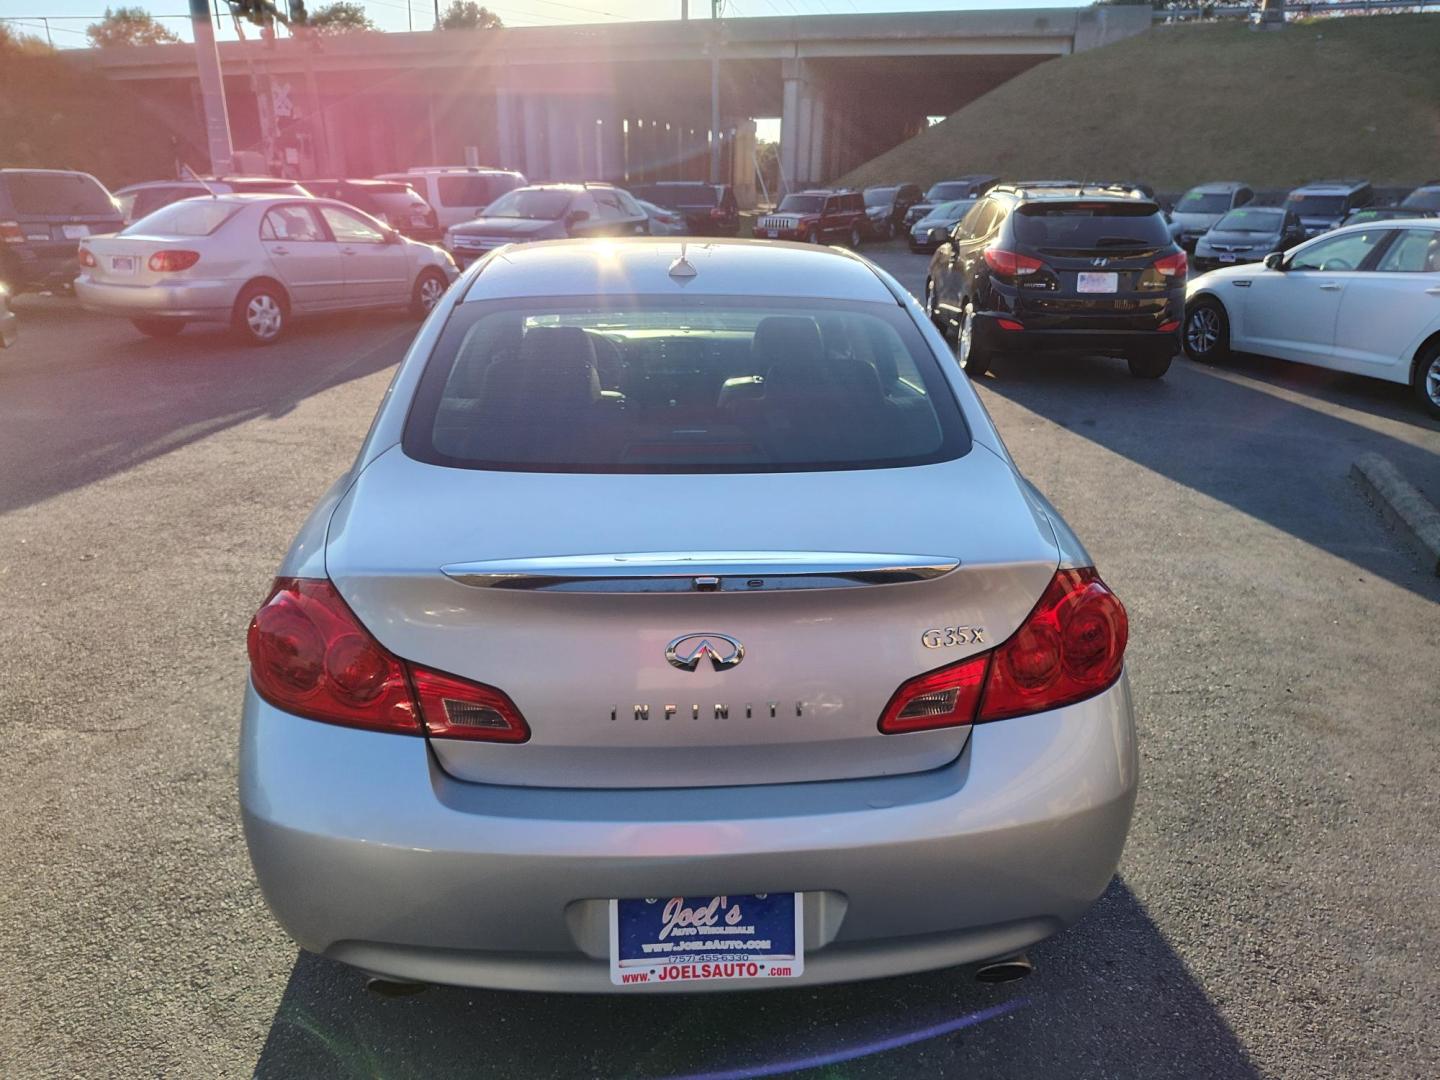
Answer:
[766,229,779,239]
[62,224,91,240]
[609,893,804,987]
[1219,253,1238,264]
[110,255,137,276]
[1076,271,1119,294]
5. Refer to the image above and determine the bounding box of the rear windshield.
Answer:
[1215,208,1283,231]
[864,187,898,207]
[1174,191,1232,214]
[925,182,972,201]
[3,171,116,217]
[633,185,719,209]
[404,297,969,474]
[483,189,571,220]
[437,174,521,208]
[1285,194,1347,216]
[123,199,238,237]
[777,195,823,214]
[1401,188,1440,211]
[1013,202,1170,250]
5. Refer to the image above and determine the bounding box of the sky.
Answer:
[0,0,1086,48]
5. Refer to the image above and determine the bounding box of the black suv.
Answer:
[862,183,923,239]
[0,168,124,295]
[629,182,740,236]
[925,183,1186,379]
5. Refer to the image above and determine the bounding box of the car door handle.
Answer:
[1318,282,1342,291]
[341,247,357,256]
[1426,286,1440,296]
[271,246,290,256]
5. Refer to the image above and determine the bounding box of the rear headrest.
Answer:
[479,325,600,411]
[751,316,824,373]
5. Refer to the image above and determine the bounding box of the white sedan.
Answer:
[76,194,457,345]
[1182,219,1440,417]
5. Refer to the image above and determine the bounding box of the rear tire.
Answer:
[231,282,287,346]
[924,278,945,331]
[1183,297,1229,364]
[848,224,863,248]
[1413,341,1440,419]
[957,302,992,378]
[410,268,448,318]
[806,229,821,245]
[131,318,185,339]
[1127,351,1172,379]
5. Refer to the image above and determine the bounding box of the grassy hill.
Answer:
[835,14,1440,192]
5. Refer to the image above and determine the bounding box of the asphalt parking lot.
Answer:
[1,240,1437,1079]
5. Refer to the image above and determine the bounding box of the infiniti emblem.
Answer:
[665,633,745,672]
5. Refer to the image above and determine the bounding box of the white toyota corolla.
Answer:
[241,238,1138,993]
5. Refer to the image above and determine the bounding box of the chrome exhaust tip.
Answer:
[975,953,1033,984]
[364,976,428,998]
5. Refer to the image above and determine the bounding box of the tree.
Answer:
[307,2,378,35]
[85,7,181,48]
[438,2,504,30]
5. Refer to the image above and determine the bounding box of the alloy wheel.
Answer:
[246,294,282,341]
[419,275,445,312]
[1186,306,1220,355]
[958,306,973,365]
[1426,355,1440,408]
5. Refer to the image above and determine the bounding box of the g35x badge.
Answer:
[921,626,986,649]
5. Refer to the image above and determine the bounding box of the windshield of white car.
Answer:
[404,296,970,474]
[777,196,824,214]
[122,199,239,236]
[1214,208,1283,232]
[1175,192,1232,213]
[481,189,573,220]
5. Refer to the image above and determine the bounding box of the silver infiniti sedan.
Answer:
[75,194,456,344]
[241,238,1138,993]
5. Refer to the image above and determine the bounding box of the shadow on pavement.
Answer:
[975,349,1439,599]
[0,297,414,514]
[252,879,1259,1080]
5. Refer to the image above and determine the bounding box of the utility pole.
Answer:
[681,1,689,20]
[709,0,721,183]
[189,0,235,174]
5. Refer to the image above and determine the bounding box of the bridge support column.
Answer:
[807,92,827,186]
[495,85,517,172]
[780,58,812,194]
[522,94,547,180]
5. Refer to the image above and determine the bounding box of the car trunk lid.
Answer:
[325,445,1060,789]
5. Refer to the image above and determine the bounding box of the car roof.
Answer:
[1290,180,1370,194]
[460,238,897,304]
[1187,181,1249,192]
[1320,217,1437,235]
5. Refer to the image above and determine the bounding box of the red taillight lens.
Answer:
[412,666,530,743]
[710,206,726,219]
[878,568,1128,734]
[246,578,530,743]
[78,247,97,267]
[1153,250,1188,279]
[997,318,1025,332]
[148,250,200,272]
[984,247,1045,277]
[1,221,23,244]
[977,568,1128,722]
[878,654,989,734]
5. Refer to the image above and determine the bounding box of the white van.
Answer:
[377,167,527,232]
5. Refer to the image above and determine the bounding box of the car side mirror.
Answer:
[1263,252,1285,271]
[384,228,402,244]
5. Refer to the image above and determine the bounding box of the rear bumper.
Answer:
[977,306,1182,357]
[2,248,81,291]
[1193,254,1262,274]
[73,275,238,321]
[240,674,1138,993]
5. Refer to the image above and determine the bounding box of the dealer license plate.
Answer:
[62,224,90,239]
[609,893,803,986]
[1077,271,1118,293]
[110,256,137,276]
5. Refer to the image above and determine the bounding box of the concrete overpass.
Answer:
[72,6,1150,199]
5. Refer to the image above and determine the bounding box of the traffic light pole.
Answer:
[189,0,235,174]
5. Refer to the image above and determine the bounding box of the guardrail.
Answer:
[1155,1,1440,20]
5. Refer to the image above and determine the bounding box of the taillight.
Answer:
[148,250,200,272]
[710,206,727,219]
[247,578,530,743]
[1,221,22,244]
[1153,250,1188,279]
[878,568,1127,734]
[984,247,1045,278]
[878,654,989,734]
[78,246,97,267]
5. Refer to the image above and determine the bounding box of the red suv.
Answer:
[754,189,866,246]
